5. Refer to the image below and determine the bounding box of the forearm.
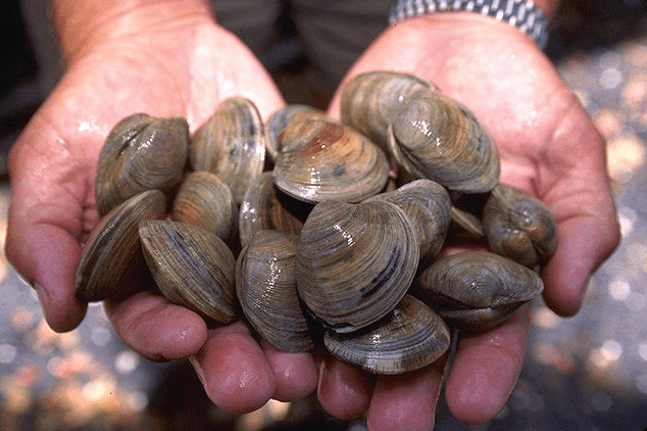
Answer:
[51,0,215,64]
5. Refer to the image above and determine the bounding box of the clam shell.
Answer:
[365,179,451,264]
[387,90,500,194]
[95,114,188,216]
[483,183,557,267]
[236,230,315,352]
[189,97,266,205]
[171,170,237,243]
[139,220,238,323]
[75,189,166,302]
[324,295,451,375]
[273,118,390,204]
[296,200,419,333]
[238,172,308,249]
[265,104,331,162]
[340,71,435,151]
[412,251,543,331]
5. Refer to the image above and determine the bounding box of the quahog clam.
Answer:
[387,90,500,194]
[365,179,451,265]
[483,183,557,267]
[189,96,266,205]
[265,104,331,162]
[238,172,308,249]
[139,220,238,323]
[171,170,237,244]
[324,295,451,375]
[75,189,166,302]
[296,199,419,333]
[412,251,543,332]
[340,70,436,152]
[236,230,315,352]
[273,118,390,204]
[95,113,188,216]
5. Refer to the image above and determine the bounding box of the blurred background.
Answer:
[2,0,647,430]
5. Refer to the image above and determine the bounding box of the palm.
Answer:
[323,15,620,429]
[5,20,314,414]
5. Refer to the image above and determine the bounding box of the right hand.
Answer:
[5,4,318,414]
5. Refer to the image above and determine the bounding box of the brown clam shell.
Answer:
[340,70,435,151]
[273,118,390,204]
[171,170,237,243]
[189,97,266,205]
[324,295,451,375]
[75,189,167,302]
[296,200,419,333]
[412,251,544,332]
[139,220,238,323]
[236,230,315,352]
[95,114,188,216]
[483,183,557,267]
[387,90,500,194]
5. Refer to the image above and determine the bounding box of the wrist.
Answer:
[52,0,215,64]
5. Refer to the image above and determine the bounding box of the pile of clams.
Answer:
[75,71,555,376]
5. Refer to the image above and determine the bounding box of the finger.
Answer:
[260,339,318,402]
[444,303,530,424]
[542,214,620,316]
[189,321,276,414]
[317,355,374,419]
[366,358,447,431]
[104,291,208,361]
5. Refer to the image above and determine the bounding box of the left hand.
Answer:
[322,13,620,430]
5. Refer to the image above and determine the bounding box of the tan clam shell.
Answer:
[236,230,315,352]
[296,199,419,333]
[238,172,308,249]
[483,183,557,267]
[171,170,237,243]
[189,97,266,205]
[273,118,390,204]
[365,179,451,264]
[387,90,500,194]
[324,295,451,375]
[95,114,188,216]
[340,71,435,151]
[139,220,238,323]
[75,189,167,302]
[412,251,544,332]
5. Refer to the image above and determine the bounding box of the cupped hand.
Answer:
[323,13,621,429]
[5,9,317,413]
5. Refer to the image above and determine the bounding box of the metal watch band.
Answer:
[388,0,550,50]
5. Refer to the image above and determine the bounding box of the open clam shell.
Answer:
[324,295,451,375]
[483,183,557,267]
[236,230,315,352]
[95,114,188,216]
[273,118,390,204]
[387,89,500,194]
[189,97,266,205]
[340,71,435,151]
[412,251,543,332]
[75,189,167,302]
[139,220,238,323]
[296,200,419,333]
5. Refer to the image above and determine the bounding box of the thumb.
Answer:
[5,123,93,332]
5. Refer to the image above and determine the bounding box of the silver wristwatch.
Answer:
[388,0,550,49]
